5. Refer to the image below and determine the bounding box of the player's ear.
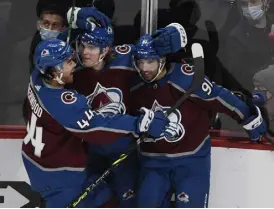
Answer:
[160,57,166,65]
[102,46,110,56]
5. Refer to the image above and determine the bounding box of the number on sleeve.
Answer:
[23,113,45,158]
[201,78,213,95]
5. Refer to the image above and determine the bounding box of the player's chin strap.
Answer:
[54,73,65,85]
[66,43,205,208]
[75,40,107,68]
[133,58,166,83]
[88,49,107,67]
[53,64,65,85]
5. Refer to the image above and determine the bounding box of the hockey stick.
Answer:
[66,0,76,44]
[66,43,205,208]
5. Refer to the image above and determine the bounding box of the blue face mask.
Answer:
[242,5,264,21]
[252,90,267,105]
[39,27,61,40]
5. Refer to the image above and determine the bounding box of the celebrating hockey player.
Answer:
[22,39,175,207]
[65,7,140,207]
[130,33,267,207]
[62,6,188,207]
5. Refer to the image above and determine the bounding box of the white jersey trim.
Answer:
[22,151,85,172]
[140,135,210,157]
[168,81,245,120]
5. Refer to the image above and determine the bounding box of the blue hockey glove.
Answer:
[242,106,267,141]
[136,107,170,138]
[252,90,267,106]
[67,7,111,30]
[152,23,187,56]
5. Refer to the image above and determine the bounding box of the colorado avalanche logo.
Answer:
[115,44,131,54]
[86,83,126,114]
[181,63,194,76]
[144,100,185,143]
[61,91,77,104]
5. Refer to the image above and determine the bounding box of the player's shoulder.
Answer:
[169,59,195,91]
[113,44,135,56]
[39,87,88,119]
[110,44,135,69]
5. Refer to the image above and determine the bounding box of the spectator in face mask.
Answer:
[253,64,274,139]
[37,10,66,40]
[28,4,68,74]
[222,0,272,96]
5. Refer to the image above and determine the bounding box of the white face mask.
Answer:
[39,27,61,40]
[243,5,265,21]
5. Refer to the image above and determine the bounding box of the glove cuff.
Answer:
[166,23,187,48]
[242,106,263,130]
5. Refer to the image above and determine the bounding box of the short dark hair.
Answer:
[40,10,66,26]
[41,66,56,81]
[36,1,69,25]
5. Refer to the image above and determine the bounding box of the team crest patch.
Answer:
[181,64,194,76]
[61,91,77,104]
[144,100,185,143]
[86,83,126,113]
[41,49,49,57]
[177,192,190,203]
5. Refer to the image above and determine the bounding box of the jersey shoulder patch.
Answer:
[169,62,194,91]
[40,88,87,114]
[114,44,133,55]
[110,44,135,69]
[61,91,78,104]
[39,88,90,128]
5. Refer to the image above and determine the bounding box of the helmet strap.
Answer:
[149,59,166,82]
[54,72,65,85]
[134,58,166,83]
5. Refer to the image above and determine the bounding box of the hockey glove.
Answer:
[160,121,185,143]
[136,107,170,138]
[67,7,111,30]
[242,106,267,141]
[152,23,187,56]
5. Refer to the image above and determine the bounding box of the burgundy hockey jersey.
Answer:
[130,62,253,166]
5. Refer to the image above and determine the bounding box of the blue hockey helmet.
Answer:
[133,34,165,82]
[79,24,114,49]
[76,22,114,67]
[133,34,161,60]
[34,39,73,74]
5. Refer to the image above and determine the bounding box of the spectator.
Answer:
[222,0,272,95]
[30,0,115,72]
[37,0,115,20]
[29,4,68,73]
[253,64,274,139]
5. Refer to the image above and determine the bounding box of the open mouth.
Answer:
[142,72,151,78]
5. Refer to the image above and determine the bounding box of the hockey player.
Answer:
[130,34,267,207]
[62,6,188,207]
[22,38,175,207]
[65,9,139,207]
